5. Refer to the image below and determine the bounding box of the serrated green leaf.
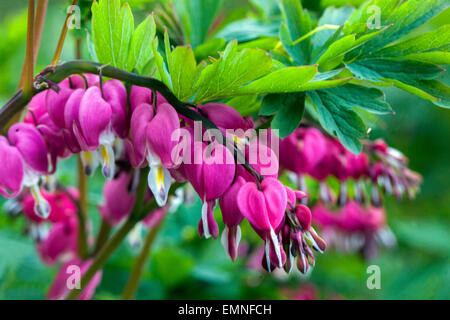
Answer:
[174,0,223,48]
[312,6,354,53]
[271,93,306,138]
[346,58,444,83]
[92,0,134,70]
[194,38,226,61]
[151,32,171,88]
[280,0,312,65]
[231,65,317,95]
[308,90,366,154]
[167,46,206,101]
[374,25,450,60]
[215,19,280,43]
[227,95,261,116]
[358,0,448,56]
[192,41,273,102]
[324,84,393,114]
[126,15,156,72]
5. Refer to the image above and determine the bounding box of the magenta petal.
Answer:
[261,178,287,230]
[219,176,245,227]
[46,87,73,129]
[37,217,78,265]
[103,80,129,138]
[47,258,102,300]
[237,182,271,231]
[24,91,48,124]
[130,103,154,167]
[295,204,312,231]
[201,144,235,200]
[79,86,112,149]
[99,172,135,226]
[199,103,251,130]
[8,123,49,173]
[146,103,180,167]
[130,86,152,112]
[0,137,24,198]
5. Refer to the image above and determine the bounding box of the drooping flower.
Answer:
[47,258,102,300]
[0,136,24,199]
[237,177,287,269]
[218,176,246,261]
[98,172,135,226]
[77,80,128,179]
[183,141,236,239]
[6,123,50,218]
[129,101,181,206]
[37,217,78,265]
[22,188,79,224]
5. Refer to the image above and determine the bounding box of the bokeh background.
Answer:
[0,0,448,300]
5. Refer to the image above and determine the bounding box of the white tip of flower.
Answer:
[80,150,100,176]
[270,228,283,268]
[30,184,51,219]
[220,226,229,256]
[201,201,211,239]
[265,239,271,272]
[128,222,143,250]
[148,164,172,207]
[100,144,116,180]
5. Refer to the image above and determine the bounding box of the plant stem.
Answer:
[121,216,166,300]
[291,24,339,46]
[65,167,150,300]
[66,218,138,300]
[51,0,79,66]
[76,155,89,258]
[23,0,35,97]
[92,218,112,255]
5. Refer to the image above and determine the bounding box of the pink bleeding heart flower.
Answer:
[78,80,127,179]
[219,176,246,261]
[45,74,91,129]
[37,217,78,265]
[142,206,168,229]
[22,188,79,224]
[199,103,254,132]
[8,123,51,218]
[129,86,168,112]
[237,177,287,269]
[98,172,135,226]
[47,258,102,300]
[0,136,24,199]
[129,102,181,207]
[183,140,236,239]
[279,127,327,175]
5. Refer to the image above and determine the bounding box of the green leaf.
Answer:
[231,65,317,95]
[324,84,393,114]
[346,58,444,83]
[192,41,273,102]
[215,19,280,43]
[280,0,312,65]
[227,95,261,116]
[167,46,206,101]
[312,5,354,53]
[299,70,354,91]
[374,25,450,61]
[271,93,306,138]
[126,15,156,72]
[174,0,223,48]
[356,0,448,56]
[151,248,194,288]
[151,32,171,87]
[193,38,226,61]
[92,0,134,70]
[308,90,366,154]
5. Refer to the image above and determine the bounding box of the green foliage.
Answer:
[92,0,157,72]
[174,0,223,48]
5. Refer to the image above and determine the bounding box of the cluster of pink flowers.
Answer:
[279,127,421,258]
[0,73,329,286]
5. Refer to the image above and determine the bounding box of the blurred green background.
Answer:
[0,0,448,300]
